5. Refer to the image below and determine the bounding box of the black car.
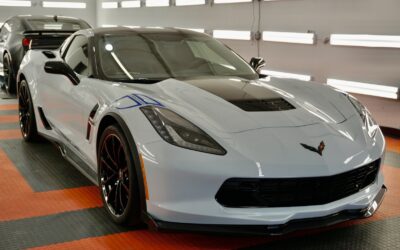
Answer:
[0,15,91,94]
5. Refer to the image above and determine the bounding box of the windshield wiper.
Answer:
[119,78,167,84]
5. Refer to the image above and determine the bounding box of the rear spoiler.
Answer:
[23,30,76,36]
[22,30,75,50]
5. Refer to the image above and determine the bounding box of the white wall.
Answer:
[96,1,259,59]
[0,0,97,27]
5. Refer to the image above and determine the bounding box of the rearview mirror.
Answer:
[44,61,80,85]
[250,57,266,73]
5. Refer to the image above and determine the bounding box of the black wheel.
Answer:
[3,54,16,95]
[18,80,40,142]
[98,125,141,225]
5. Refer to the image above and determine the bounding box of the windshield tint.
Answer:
[97,31,258,82]
[26,18,90,31]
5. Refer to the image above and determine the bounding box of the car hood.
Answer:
[127,76,354,134]
[110,76,384,176]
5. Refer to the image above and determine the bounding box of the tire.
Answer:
[3,53,16,95]
[98,124,142,226]
[18,80,40,142]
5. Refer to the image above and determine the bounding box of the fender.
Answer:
[97,112,148,221]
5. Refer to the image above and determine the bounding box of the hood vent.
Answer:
[230,98,295,112]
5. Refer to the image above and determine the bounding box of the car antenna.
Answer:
[54,15,58,22]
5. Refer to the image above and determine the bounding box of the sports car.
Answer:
[0,15,90,94]
[17,27,386,235]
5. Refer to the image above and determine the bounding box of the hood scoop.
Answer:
[230,98,295,112]
[183,77,296,112]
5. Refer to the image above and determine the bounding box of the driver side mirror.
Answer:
[44,61,80,85]
[250,57,266,73]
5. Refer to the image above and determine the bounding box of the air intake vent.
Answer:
[216,159,381,208]
[230,98,295,112]
[38,107,52,130]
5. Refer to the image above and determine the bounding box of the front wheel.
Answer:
[18,80,40,142]
[98,125,142,226]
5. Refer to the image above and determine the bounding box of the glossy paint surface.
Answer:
[17,29,385,226]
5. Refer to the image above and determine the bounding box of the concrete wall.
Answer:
[0,0,97,27]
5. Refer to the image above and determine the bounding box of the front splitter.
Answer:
[147,185,387,236]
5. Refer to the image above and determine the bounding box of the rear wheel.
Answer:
[98,125,142,226]
[3,54,16,95]
[18,80,40,142]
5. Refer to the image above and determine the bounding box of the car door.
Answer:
[40,34,93,151]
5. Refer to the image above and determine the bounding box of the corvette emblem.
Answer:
[300,141,326,156]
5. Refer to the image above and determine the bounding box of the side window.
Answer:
[60,36,73,56]
[0,21,11,40]
[63,35,91,77]
[10,18,22,31]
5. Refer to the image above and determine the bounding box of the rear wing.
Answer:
[23,30,75,50]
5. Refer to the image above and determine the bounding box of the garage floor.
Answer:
[0,88,399,250]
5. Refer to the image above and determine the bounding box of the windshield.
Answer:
[97,31,258,82]
[26,18,90,31]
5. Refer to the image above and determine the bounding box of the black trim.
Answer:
[89,103,99,119]
[63,144,98,183]
[86,124,92,141]
[381,126,400,138]
[44,61,80,85]
[215,159,380,208]
[37,107,52,130]
[23,30,78,35]
[42,51,56,59]
[230,98,295,112]
[148,186,386,236]
[38,133,98,184]
[86,103,99,140]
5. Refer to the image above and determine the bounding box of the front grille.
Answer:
[216,159,380,208]
[230,98,295,112]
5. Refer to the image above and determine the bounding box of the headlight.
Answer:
[141,106,226,155]
[347,95,378,138]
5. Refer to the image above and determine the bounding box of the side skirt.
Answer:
[39,133,98,185]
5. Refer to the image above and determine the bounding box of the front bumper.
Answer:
[140,118,386,233]
[147,185,386,235]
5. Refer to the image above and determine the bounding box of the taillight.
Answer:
[22,38,31,48]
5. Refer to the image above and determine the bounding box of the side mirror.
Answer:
[250,57,266,73]
[44,61,80,85]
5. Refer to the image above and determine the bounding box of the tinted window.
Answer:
[64,35,91,76]
[98,32,257,82]
[9,18,22,31]
[0,21,11,36]
[60,36,74,57]
[26,18,90,31]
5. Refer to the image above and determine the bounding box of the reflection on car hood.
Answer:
[127,76,353,133]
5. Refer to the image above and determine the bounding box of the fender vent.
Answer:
[86,104,99,140]
[38,107,52,130]
[230,98,295,112]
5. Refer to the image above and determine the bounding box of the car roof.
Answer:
[16,15,83,22]
[88,26,208,37]
[10,15,88,31]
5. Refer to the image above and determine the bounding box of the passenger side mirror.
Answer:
[250,57,266,73]
[44,61,80,85]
